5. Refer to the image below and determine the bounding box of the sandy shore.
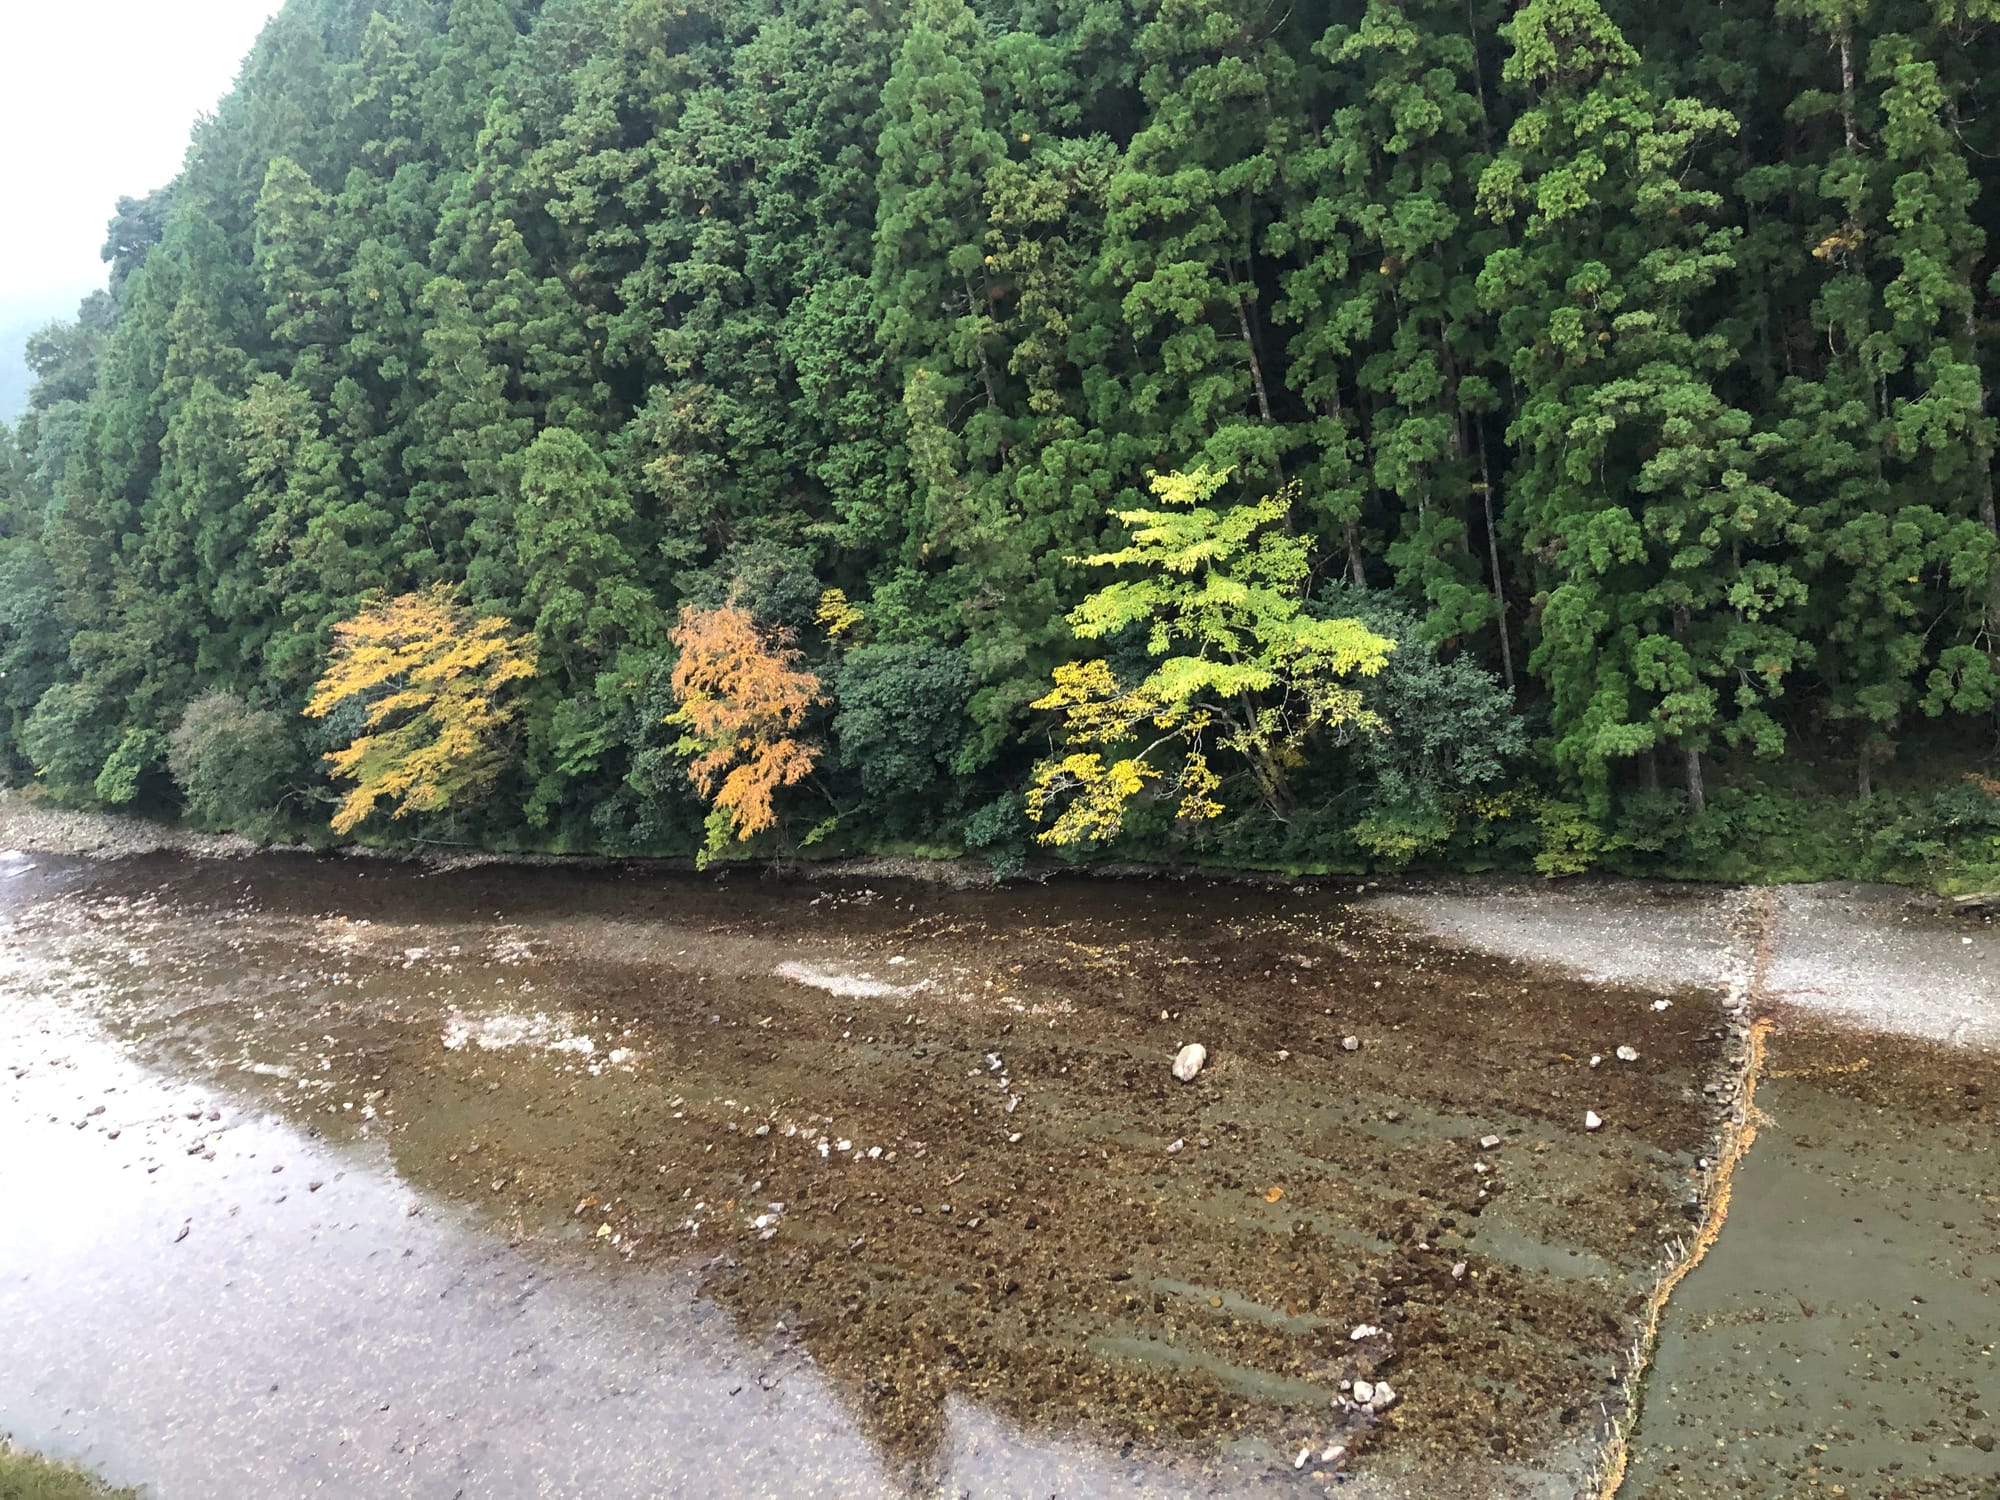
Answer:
[1368,877,2000,1051]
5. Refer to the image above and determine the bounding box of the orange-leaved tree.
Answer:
[668,602,823,864]
[305,586,538,834]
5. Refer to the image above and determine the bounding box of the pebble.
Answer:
[1349,1323,1382,1341]
[1451,1261,1467,1280]
[1172,1043,1207,1082]
[1479,1134,1501,1149]
[1352,1379,1375,1404]
[1616,1045,1639,1062]
[1167,1137,1185,1155]
[1370,1381,1397,1411]
[1585,1110,1603,1131]
[1341,1035,1360,1052]
[1321,1445,1346,1463]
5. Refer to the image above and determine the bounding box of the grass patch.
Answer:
[0,1443,135,1500]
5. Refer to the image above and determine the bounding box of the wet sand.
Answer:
[0,853,1732,1498]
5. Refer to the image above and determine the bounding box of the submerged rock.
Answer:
[1171,1043,1207,1082]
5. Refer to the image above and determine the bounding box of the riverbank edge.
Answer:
[0,1437,138,1500]
[1580,889,1774,1500]
[5,788,1974,919]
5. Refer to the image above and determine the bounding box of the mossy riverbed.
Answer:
[1,852,1988,1496]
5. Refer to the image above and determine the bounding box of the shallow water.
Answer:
[0,854,1728,1498]
[1625,1022,2000,1498]
[1380,876,2000,1499]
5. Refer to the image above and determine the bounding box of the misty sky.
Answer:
[1,0,282,326]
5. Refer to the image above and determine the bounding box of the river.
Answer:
[0,847,1992,1497]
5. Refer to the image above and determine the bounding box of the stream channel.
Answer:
[0,850,1993,1498]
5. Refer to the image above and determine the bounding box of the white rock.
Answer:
[1167,1137,1185,1155]
[1479,1134,1501,1149]
[1585,1110,1603,1131]
[1349,1323,1382,1341]
[1451,1261,1467,1280]
[1321,1445,1346,1464]
[1616,1045,1639,1062]
[1589,1054,1603,1067]
[1172,1043,1208,1082]
[1294,1447,1309,1470]
[1369,1381,1397,1411]
[1341,1035,1361,1052]
[1652,999,1672,1011]
[1351,1380,1375,1405]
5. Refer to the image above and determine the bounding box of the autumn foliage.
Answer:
[305,587,538,834]
[668,603,823,857]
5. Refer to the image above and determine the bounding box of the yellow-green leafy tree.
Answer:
[305,586,538,834]
[1027,467,1393,845]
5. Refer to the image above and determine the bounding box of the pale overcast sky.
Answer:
[1,0,283,322]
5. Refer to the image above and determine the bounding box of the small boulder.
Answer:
[1585,1110,1603,1131]
[1369,1381,1398,1412]
[1615,1045,1639,1063]
[1351,1379,1375,1405]
[1341,1035,1361,1053]
[1172,1043,1208,1082]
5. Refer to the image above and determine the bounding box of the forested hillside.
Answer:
[8,0,2000,882]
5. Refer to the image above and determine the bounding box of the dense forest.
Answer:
[9,0,2000,882]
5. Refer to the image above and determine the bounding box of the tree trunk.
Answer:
[963,280,999,410]
[1465,0,1495,156]
[1233,289,1275,425]
[1639,748,1660,794]
[1473,416,1515,691]
[1838,28,1858,152]
[1320,391,1366,585]
[1963,306,2000,637]
[1684,746,1707,817]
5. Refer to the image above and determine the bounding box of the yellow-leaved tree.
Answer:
[668,602,824,864]
[304,587,538,834]
[1027,467,1394,845]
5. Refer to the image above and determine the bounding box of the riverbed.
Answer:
[0,848,1992,1497]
